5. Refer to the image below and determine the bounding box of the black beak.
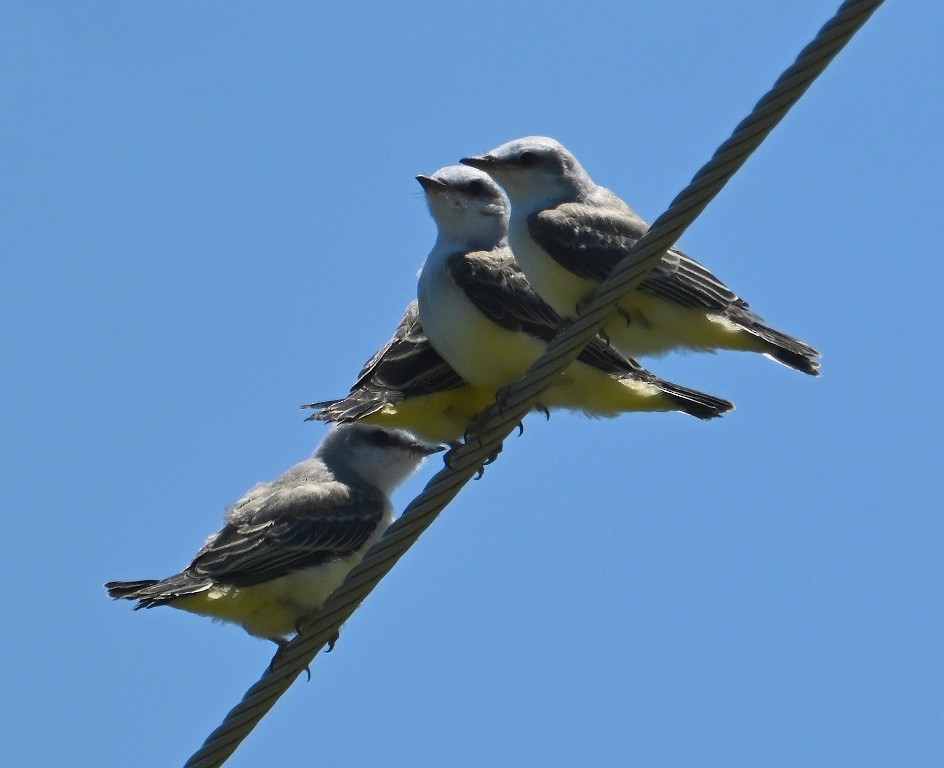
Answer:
[415,442,447,456]
[416,174,447,192]
[459,155,498,171]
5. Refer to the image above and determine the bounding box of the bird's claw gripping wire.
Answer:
[269,638,312,682]
[456,386,545,472]
[267,623,341,682]
[574,297,632,330]
[460,394,507,446]
[322,630,339,653]
[443,442,496,478]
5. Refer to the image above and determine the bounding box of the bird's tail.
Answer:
[549,363,735,421]
[301,394,390,425]
[645,378,735,420]
[744,322,821,376]
[105,574,211,609]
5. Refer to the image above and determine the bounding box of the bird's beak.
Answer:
[459,154,499,171]
[416,174,447,192]
[413,440,447,457]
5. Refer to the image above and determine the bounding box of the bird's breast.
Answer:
[418,255,545,390]
[507,220,593,316]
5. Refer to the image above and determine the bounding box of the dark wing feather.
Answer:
[528,204,649,283]
[186,485,385,587]
[640,250,748,313]
[302,303,466,421]
[445,249,561,342]
[446,248,658,380]
[529,205,750,314]
[350,301,466,396]
[576,341,651,378]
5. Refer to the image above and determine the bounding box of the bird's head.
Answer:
[318,424,443,493]
[460,136,595,210]
[417,165,510,250]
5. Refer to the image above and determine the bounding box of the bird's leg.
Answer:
[268,637,312,682]
[493,385,514,417]
[534,402,550,421]
[462,401,498,446]
[445,440,492,478]
[555,314,575,335]
[472,441,503,478]
[293,618,340,653]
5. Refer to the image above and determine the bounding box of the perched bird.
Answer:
[303,301,496,445]
[106,424,442,646]
[461,136,821,375]
[415,164,734,422]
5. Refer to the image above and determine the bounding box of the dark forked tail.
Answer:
[105,574,210,609]
[747,322,821,376]
[650,379,736,420]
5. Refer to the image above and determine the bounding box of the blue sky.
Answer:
[3,2,942,766]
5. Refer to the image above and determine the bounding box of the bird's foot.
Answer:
[268,637,312,682]
[292,618,341,654]
[324,630,340,653]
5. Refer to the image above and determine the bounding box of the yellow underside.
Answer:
[541,365,676,417]
[174,589,300,640]
[604,294,767,357]
[358,386,497,443]
[359,365,680,431]
[170,558,358,639]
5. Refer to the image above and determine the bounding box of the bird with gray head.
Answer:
[415,164,734,422]
[106,424,442,648]
[461,136,821,376]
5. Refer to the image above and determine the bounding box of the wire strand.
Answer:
[183,2,883,765]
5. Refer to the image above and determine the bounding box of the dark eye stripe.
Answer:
[369,429,393,447]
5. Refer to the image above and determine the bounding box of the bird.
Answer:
[106,424,442,648]
[460,136,821,375]
[414,164,735,423]
[302,301,498,445]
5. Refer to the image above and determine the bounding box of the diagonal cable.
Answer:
[183,2,884,765]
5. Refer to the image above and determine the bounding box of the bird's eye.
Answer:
[369,429,393,447]
[518,151,538,167]
[467,180,484,195]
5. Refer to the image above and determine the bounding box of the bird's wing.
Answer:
[642,251,747,313]
[527,203,649,283]
[187,481,385,587]
[529,203,749,313]
[352,301,466,396]
[445,248,562,342]
[445,248,653,380]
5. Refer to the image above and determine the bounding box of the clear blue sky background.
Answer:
[3,2,941,766]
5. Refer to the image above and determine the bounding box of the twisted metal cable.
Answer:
[183,2,883,765]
